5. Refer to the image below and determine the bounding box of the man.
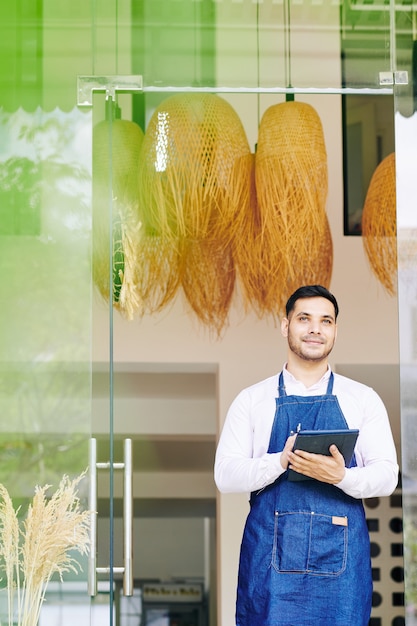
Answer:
[214,285,398,626]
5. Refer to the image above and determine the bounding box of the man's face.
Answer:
[281,296,337,363]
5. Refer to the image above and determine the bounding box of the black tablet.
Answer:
[287,428,359,482]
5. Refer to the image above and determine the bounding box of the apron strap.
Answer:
[326,371,334,394]
[278,370,334,396]
[278,371,286,396]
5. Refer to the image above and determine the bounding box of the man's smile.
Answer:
[302,336,324,345]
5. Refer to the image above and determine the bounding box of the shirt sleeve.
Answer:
[334,386,399,499]
[214,388,285,494]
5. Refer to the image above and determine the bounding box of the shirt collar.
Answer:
[282,363,332,392]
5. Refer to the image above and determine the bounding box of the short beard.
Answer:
[288,335,334,363]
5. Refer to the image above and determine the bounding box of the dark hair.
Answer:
[285,285,339,319]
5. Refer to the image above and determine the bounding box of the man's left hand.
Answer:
[287,444,346,484]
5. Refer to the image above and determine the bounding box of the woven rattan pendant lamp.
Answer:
[137,92,251,334]
[251,100,333,317]
[362,152,397,295]
[234,0,332,319]
[92,105,144,320]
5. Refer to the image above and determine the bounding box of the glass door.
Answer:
[0,3,124,625]
[2,1,415,625]
[89,80,142,625]
[0,0,143,621]
[394,11,417,622]
[0,6,95,624]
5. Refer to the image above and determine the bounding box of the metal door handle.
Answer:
[88,437,133,596]
[123,438,133,596]
[88,438,98,597]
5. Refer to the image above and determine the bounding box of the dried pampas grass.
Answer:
[0,473,90,626]
[362,152,397,295]
[0,485,19,625]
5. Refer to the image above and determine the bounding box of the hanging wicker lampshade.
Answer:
[362,152,397,296]
[137,93,251,332]
[252,101,332,316]
[229,153,265,315]
[134,234,183,316]
[92,117,144,320]
[181,235,236,336]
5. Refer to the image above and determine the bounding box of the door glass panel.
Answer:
[0,104,93,622]
[3,0,416,624]
[93,94,124,623]
[393,0,416,617]
[101,3,401,626]
[132,0,394,92]
[0,2,94,623]
[395,78,417,620]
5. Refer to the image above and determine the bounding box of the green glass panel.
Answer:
[0,0,43,112]
[0,107,92,487]
[130,0,406,93]
[0,47,93,626]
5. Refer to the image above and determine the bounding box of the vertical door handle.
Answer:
[88,437,134,596]
[88,438,98,597]
[123,438,133,596]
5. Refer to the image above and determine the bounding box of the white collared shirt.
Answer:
[214,366,399,499]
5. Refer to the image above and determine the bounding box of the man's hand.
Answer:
[287,444,346,484]
[280,434,297,470]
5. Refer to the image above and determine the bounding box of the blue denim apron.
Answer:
[236,372,372,626]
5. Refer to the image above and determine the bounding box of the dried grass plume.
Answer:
[0,473,90,626]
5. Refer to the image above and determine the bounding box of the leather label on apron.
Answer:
[332,515,348,527]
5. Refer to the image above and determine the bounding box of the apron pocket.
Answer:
[272,511,348,576]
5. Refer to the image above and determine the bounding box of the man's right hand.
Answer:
[280,433,297,469]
